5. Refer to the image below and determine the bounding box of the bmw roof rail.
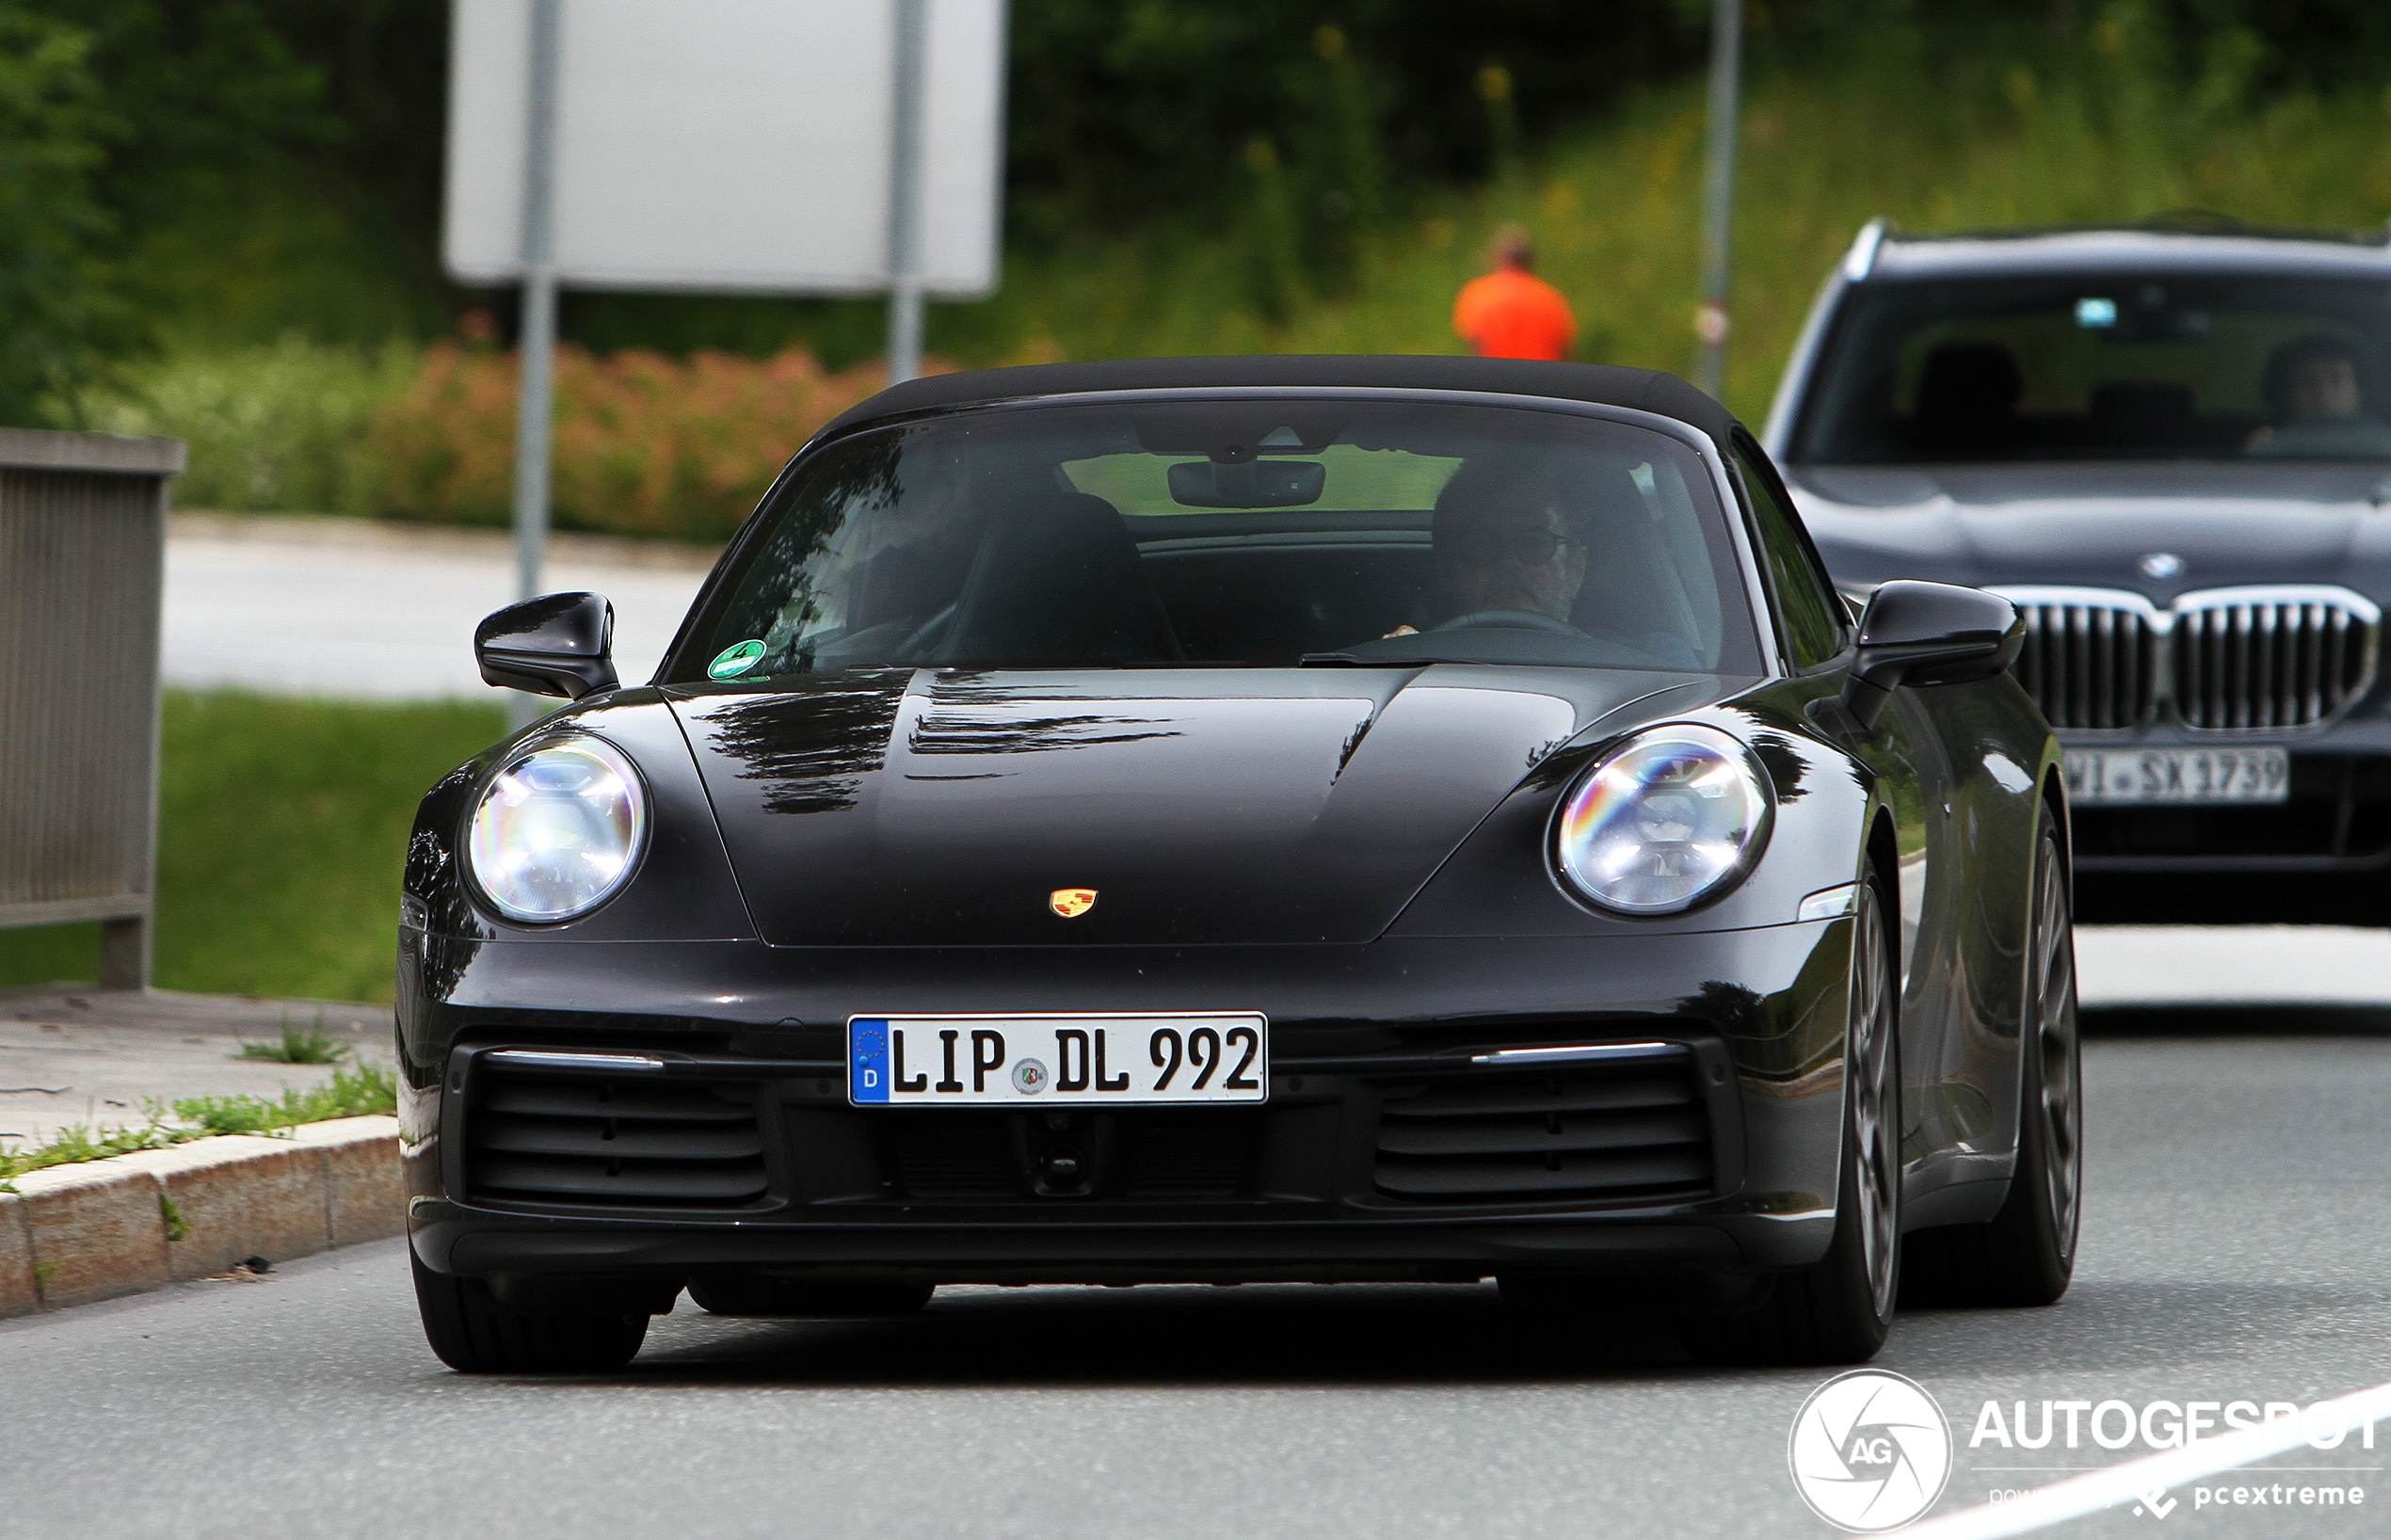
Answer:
[1865,213,2390,249]
[1841,217,1888,281]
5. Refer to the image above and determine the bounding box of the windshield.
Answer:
[666,398,1760,682]
[1792,273,2391,464]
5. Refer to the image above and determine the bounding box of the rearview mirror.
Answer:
[1167,458,1325,508]
[474,592,618,699]
[1841,581,2022,729]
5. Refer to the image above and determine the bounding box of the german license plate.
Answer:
[2063,746,2289,806]
[847,1013,1269,1107]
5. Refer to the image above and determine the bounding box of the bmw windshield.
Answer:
[667,399,1761,681]
[1793,274,2391,464]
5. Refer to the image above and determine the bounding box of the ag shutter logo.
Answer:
[1789,1370,1954,1532]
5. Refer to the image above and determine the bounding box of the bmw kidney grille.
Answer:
[1996,585,2379,732]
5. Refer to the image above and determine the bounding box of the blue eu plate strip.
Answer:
[850,1019,891,1103]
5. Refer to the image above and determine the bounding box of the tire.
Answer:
[1678,871,1901,1367]
[412,1251,650,1373]
[687,1275,936,1318]
[1902,808,2081,1307]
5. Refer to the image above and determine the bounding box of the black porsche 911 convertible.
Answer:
[398,355,2078,1372]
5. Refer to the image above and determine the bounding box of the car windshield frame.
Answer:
[655,387,1776,687]
[1789,270,2391,466]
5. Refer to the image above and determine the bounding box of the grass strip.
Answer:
[0,691,505,1003]
[0,1064,397,1189]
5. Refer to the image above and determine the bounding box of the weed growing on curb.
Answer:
[0,1103,195,1180]
[174,1064,397,1137]
[160,1195,190,1243]
[234,1013,349,1065]
[0,1066,397,1179]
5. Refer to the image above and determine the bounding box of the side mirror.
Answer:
[1840,581,2022,729]
[474,592,618,699]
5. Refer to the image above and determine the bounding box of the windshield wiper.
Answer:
[1299,651,1450,666]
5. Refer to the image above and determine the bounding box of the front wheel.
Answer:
[1902,807,2080,1307]
[412,1252,650,1373]
[1678,871,1901,1366]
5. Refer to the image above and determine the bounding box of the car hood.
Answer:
[667,666,1724,946]
[1786,462,2391,601]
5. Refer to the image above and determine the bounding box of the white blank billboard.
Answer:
[444,0,1006,297]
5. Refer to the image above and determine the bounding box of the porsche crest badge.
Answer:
[1049,888,1098,919]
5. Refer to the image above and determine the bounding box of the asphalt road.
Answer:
[163,515,712,699]
[6,1023,2384,1540]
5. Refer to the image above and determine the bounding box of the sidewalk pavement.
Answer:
[0,987,394,1148]
[165,512,720,700]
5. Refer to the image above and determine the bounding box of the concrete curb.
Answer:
[0,1115,401,1316]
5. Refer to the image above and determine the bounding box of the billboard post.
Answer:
[885,0,928,385]
[1696,0,1742,402]
[443,0,1009,654]
[511,0,561,613]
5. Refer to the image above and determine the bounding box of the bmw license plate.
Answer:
[847,1013,1269,1107]
[2063,746,2289,807]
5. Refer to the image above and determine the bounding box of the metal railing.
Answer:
[0,428,185,988]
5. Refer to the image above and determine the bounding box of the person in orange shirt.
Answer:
[1452,226,1577,361]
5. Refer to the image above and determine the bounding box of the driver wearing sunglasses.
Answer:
[1388,460,1590,636]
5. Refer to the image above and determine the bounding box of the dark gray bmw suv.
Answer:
[1768,218,2391,915]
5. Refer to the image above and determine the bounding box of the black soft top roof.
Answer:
[817,355,1739,455]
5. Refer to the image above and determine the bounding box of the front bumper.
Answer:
[399,924,1856,1287]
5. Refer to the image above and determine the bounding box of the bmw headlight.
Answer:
[1554,724,1773,915]
[466,735,648,922]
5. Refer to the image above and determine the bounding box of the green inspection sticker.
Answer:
[707,639,767,680]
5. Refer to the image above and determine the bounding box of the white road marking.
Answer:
[2075,924,2391,1008]
[1903,1378,2391,1538]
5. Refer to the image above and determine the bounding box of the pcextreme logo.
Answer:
[1789,1370,1955,1532]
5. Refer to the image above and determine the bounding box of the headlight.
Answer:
[466,735,648,922]
[1554,723,1773,915]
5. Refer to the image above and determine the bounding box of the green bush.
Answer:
[54,24,2391,510]
[83,334,416,514]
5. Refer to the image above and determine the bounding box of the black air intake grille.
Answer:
[1119,1120,1251,1197]
[1372,1060,1710,1204]
[891,1120,1018,1198]
[467,1070,767,1209]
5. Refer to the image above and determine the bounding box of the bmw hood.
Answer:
[1788,462,2391,601]
[668,666,1721,946]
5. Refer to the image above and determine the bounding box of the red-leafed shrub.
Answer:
[368,344,912,542]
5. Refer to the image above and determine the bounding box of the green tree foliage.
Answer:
[0,6,124,425]
[17,0,2391,375]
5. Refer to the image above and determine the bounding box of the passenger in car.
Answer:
[2247,333,2391,457]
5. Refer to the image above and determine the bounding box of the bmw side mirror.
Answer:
[474,591,619,699]
[1840,581,2023,730]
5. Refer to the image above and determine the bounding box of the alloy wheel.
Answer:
[1851,884,1901,1323]
[2033,839,2083,1266]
